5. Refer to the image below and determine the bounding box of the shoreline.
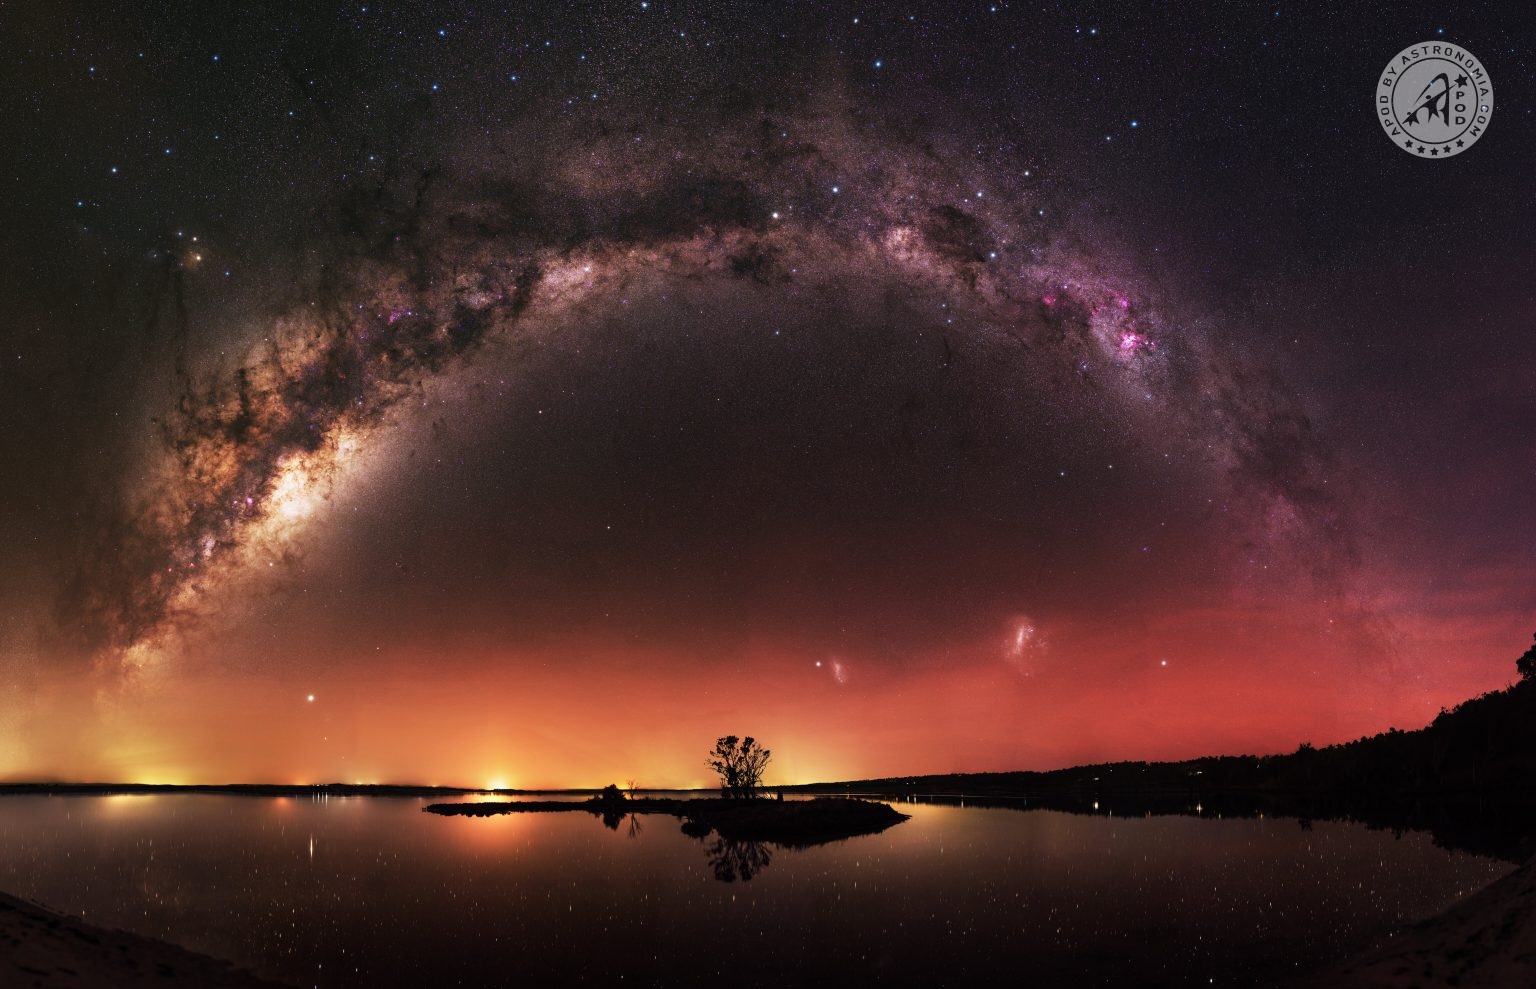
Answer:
[2,806,1528,988]
[0,890,286,988]
[5,859,1530,989]
[1296,855,1536,988]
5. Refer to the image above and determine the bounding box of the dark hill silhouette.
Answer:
[794,637,1536,861]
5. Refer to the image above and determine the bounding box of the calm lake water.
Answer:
[0,794,1512,987]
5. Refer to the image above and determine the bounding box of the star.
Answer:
[24,0,1532,821]
[1455,75,1468,87]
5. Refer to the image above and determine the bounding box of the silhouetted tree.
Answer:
[1516,633,1536,682]
[706,735,772,798]
[595,783,627,829]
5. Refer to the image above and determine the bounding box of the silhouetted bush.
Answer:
[1517,633,1536,682]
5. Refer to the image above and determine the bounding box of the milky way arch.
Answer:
[60,103,1344,677]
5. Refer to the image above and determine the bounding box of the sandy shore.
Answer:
[0,891,286,988]
[1301,855,1536,988]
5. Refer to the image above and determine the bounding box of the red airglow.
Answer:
[9,586,1526,788]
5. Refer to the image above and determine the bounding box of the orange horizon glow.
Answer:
[5,606,1527,789]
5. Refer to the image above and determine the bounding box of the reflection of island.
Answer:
[427,788,907,879]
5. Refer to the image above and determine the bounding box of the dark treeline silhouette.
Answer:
[795,635,1536,861]
[1517,632,1536,683]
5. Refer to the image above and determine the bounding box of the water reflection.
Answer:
[854,790,1535,863]
[0,794,1515,988]
[575,801,819,881]
[701,837,772,882]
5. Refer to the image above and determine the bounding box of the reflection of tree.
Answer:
[627,813,643,839]
[705,837,772,882]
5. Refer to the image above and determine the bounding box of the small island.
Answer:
[426,735,908,846]
[427,789,908,845]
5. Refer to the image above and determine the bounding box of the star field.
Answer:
[1,0,1533,785]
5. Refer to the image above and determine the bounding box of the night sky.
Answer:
[2,2,1533,787]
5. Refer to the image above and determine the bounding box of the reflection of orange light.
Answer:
[98,794,161,818]
[437,809,534,853]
